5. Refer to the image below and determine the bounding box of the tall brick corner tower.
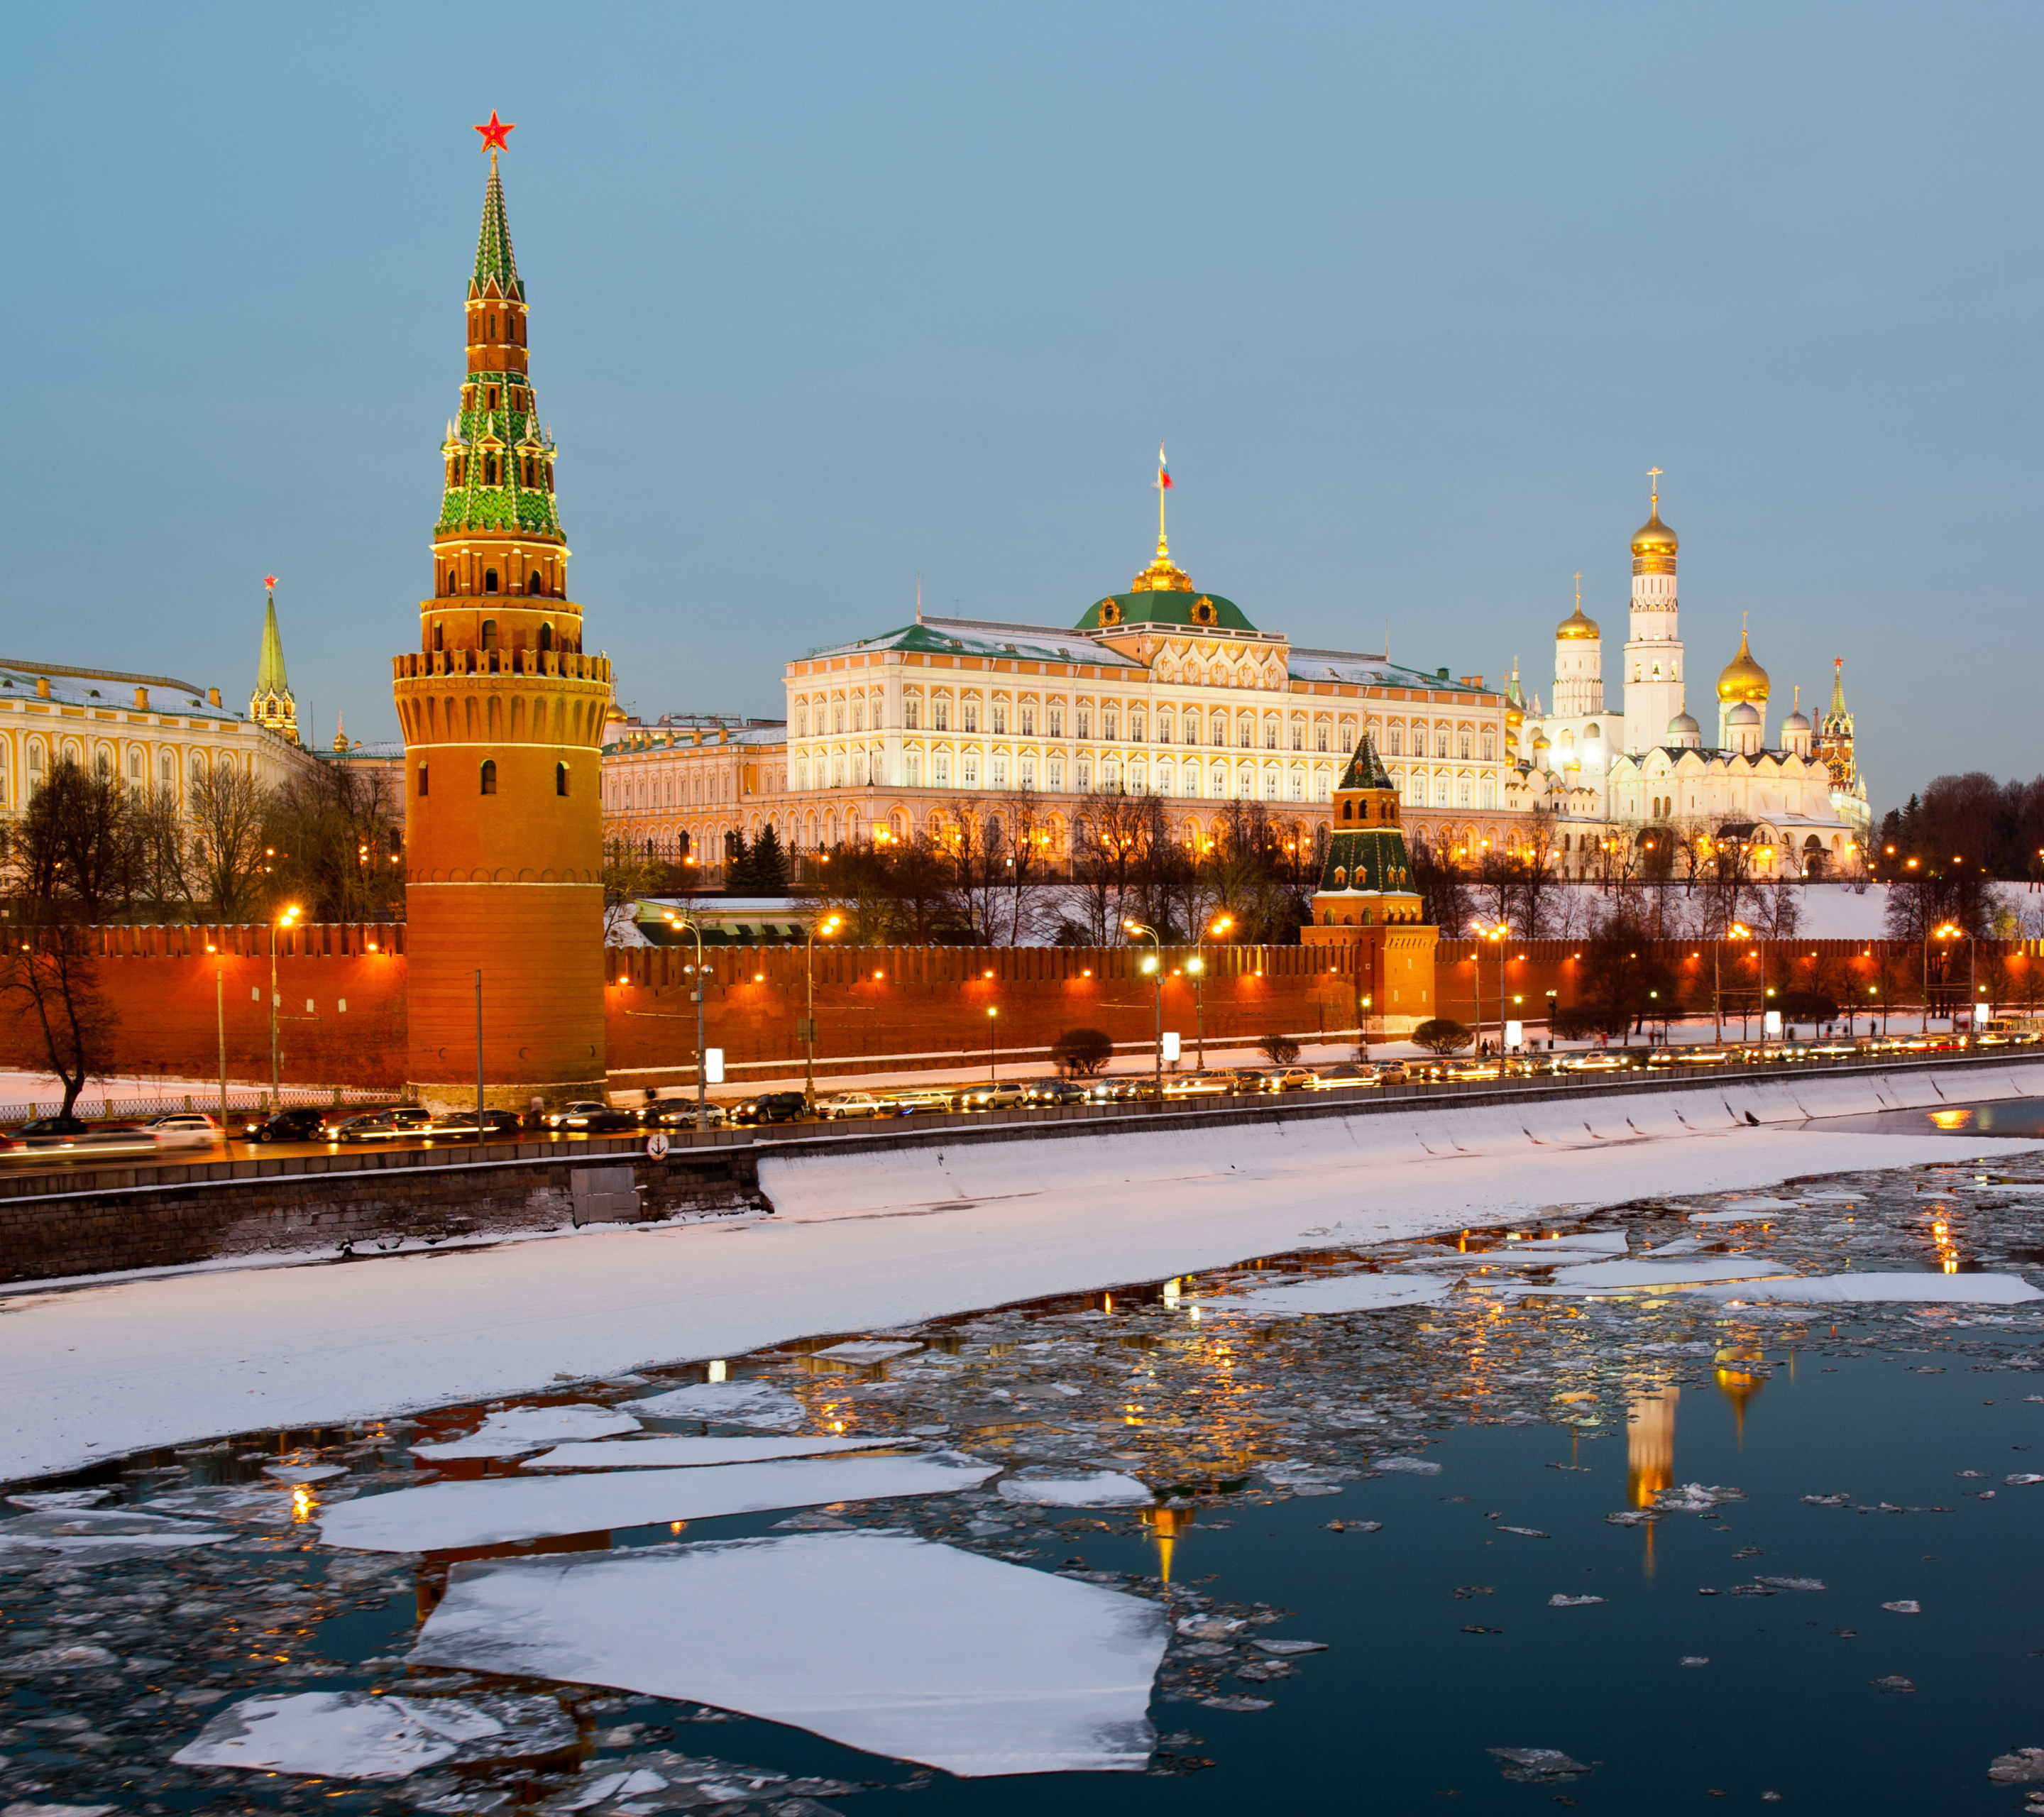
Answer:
[392,128,611,1110]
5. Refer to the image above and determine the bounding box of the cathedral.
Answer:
[1515,479,1869,879]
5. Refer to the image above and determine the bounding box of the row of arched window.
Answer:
[417,760,571,798]
[437,569,551,598]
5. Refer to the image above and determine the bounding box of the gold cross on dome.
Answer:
[1647,466,1663,506]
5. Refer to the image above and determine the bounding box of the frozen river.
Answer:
[4,1111,2044,1812]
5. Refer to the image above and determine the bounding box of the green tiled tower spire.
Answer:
[435,152,561,545]
[248,578,297,744]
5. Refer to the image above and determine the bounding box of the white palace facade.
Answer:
[601,479,1872,882]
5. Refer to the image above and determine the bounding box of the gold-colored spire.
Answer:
[1129,448,1193,591]
[1630,468,1678,573]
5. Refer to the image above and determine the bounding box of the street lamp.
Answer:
[801,913,842,1110]
[270,903,300,1111]
[1930,921,1962,1034]
[1478,923,1508,1052]
[987,1005,999,1084]
[665,912,711,1133]
[1126,920,1164,1104]
[1192,913,1232,1065]
[1727,921,1761,1045]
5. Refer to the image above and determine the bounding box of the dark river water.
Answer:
[5,1113,2044,1815]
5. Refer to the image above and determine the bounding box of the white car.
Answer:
[818,1092,886,1121]
[143,1112,222,1148]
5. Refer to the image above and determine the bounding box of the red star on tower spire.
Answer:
[263,574,278,590]
[474,111,515,153]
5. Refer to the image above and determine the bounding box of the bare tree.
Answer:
[189,760,270,921]
[129,784,194,919]
[0,928,115,1116]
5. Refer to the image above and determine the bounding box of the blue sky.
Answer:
[2,3,2035,810]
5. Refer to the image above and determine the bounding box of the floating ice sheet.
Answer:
[410,1530,1166,1777]
[411,1405,642,1460]
[1696,1273,2043,1305]
[811,1340,923,1363]
[0,1508,227,1556]
[996,1471,1153,1508]
[620,1381,807,1429]
[1547,1257,1798,1290]
[170,1690,574,1781]
[319,1452,999,1553]
[527,1434,903,1470]
[4,1490,112,1510]
[1194,1274,1454,1317]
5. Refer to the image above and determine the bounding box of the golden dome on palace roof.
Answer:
[1716,626,1770,704]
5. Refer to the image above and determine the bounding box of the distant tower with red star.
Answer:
[390,116,612,1109]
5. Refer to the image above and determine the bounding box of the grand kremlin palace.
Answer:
[600,485,1870,879]
[603,525,1524,869]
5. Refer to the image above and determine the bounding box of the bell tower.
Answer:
[391,117,612,1110]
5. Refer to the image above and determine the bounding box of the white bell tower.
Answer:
[1620,469,1686,755]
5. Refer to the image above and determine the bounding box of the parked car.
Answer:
[143,1112,223,1147]
[543,1101,637,1133]
[331,1107,436,1143]
[818,1091,888,1121]
[1022,1077,1087,1107]
[886,1088,957,1117]
[249,1105,351,1143]
[728,1091,808,1126]
[1558,1052,1630,1073]
[955,1081,1027,1111]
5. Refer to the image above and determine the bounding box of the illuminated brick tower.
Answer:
[390,116,612,1109]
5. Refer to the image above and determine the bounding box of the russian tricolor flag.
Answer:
[1157,444,1172,489]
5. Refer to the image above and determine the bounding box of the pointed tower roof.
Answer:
[1827,657,1849,720]
[471,155,524,301]
[1335,732,1394,793]
[256,582,289,696]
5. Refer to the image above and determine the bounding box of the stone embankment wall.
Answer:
[0,1137,761,1285]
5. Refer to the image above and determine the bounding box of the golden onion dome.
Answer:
[1630,506,1678,559]
[1556,602,1600,642]
[1716,627,1771,704]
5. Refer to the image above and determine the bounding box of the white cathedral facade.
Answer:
[1515,481,1871,879]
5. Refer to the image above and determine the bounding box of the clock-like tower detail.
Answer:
[391,128,611,1109]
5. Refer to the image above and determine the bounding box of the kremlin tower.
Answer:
[248,578,298,745]
[1620,472,1686,757]
[390,119,612,1109]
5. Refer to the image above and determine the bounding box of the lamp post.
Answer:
[987,1005,998,1083]
[1727,921,1757,1045]
[474,969,485,1140]
[1126,920,1163,1103]
[1192,913,1231,1066]
[1930,921,1961,1034]
[666,913,710,1133]
[801,913,841,1110]
[269,904,300,1111]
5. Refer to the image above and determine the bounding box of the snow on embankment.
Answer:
[4,1063,2040,1485]
[757,1061,2044,1226]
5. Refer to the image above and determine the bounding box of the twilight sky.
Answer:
[1,3,2035,811]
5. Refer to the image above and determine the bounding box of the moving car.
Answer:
[427,1108,524,1138]
[818,1091,888,1120]
[728,1091,808,1126]
[0,1116,158,1154]
[249,1105,350,1143]
[642,1099,728,1130]
[544,1101,637,1133]
[1022,1077,1087,1107]
[142,1112,223,1147]
[1558,1052,1630,1073]
[331,1107,436,1143]
[886,1087,957,1117]
[955,1081,1027,1111]
[1224,1069,1272,1095]
[1269,1067,1319,1092]
[1311,1063,1379,1089]
[1163,1071,1231,1098]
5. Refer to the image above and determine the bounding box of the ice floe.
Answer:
[1549,1257,1797,1290]
[811,1340,923,1363]
[319,1451,999,1552]
[4,1490,113,1510]
[410,1529,1166,1776]
[1194,1273,1454,1317]
[410,1404,642,1459]
[1696,1273,2043,1305]
[170,1689,574,1780]
[0,1507,228,1557]
[996,1471,1153,1508]
[525,1434,903,1470]
[620,1380,808,1429]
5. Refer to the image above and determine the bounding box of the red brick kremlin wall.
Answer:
[2,928,2036,1093]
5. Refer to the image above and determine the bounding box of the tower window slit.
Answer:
[480,759,498,796]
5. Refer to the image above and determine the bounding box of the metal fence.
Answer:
[0,1085,392,1123]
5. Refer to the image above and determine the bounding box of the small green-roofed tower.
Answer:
[248,576,297,744]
